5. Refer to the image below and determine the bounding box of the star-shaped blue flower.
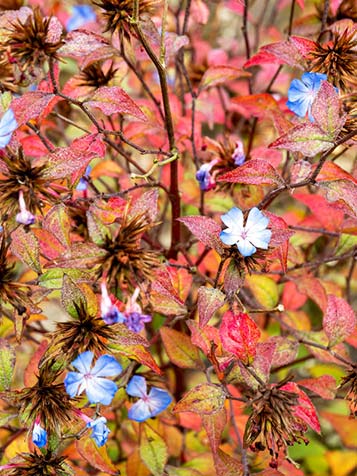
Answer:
[127,375,172,422]
[87,417,110,447]
[0,109,17,149]
[286,72,328,121]
[220,207,271,257]
[64,351,122,405]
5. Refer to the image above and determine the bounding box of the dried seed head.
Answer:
[309,29,357,91]
[339,368,357,417]
[341,93,357,134]
[78,62,118,90]
[3,452,70,476]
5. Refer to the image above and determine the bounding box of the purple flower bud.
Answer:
[125,312,152,333]
[100,281,125,325]
[231,140,245,166]
[15,191,35,225]
[196,162,216,191]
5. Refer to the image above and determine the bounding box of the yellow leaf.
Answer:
[245,275,279,309]
[326,450,357,476]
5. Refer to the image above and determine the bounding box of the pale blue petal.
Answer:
[237,239,256,257]
[128,399,152,422]
[71,351,93,374]
[64,372,84,398]
[147,387,172,417]
[245,207,269,233]
[87,417,110,447]
[67,5,96,31]
[86,377,118,405]
[91,355,122,377]
[220,230,240,246]
[287,97,310,117]
[221,207,244,229]
[288,79,309,96]
[32,423,47,448]
[0,109,17,148]
[126,375,147,398]
[248,229,272,249]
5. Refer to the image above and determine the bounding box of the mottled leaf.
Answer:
[11,91,58,125]
[110,343,161,374]
[0,339,16,391]
[245,275,279,309]
[61,275,88,318]
[160,327,202,369]
[311,81,345,136]
[76,437,119,475]
[39,268,91,289]
[323,295,356,347]
[270,336,299,368]
[129,189,159,222]
[139,424,168,476]
[178,216,225,253]
[173,383,226,415]
[299,375,336,400]
[217,159,284,186]
[219,311,261,364]
[223,259,245,299]
[202,406,227,455]
[319,179,357,217]
[197,286,225,328]
[43,204,71,247]
[10,227,41,273]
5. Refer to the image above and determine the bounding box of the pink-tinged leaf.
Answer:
[11,92,58,126]
[178,216,225,254]
[295,275,327,312]
[24,340,48,387]
[152,268,186,308]
[319,179,357,217]
[298,375,337,400]
[311,81,345,136]
[282,281,307,310]
[76,437,119,475]
[270,336,299,368]
[86,211,110,245]
[323,295,356,347]
[213,449,243,476]
[53,242,107,269]
[129,189,159,222]
[315,161,357,184]
[244,36,314,69]
[89,197,127,225]
[280,382,321,434]
[43,204,71,247]
[202,406,227,455]
[165,32,189,63]
[20,135,54,157]
[250,341,276,384]
[187,321,221,357]
[198,66,250,93]
[44,134,105,180]
[223,259,245,299]
[269,123,334,157]
[10,228,41,273]
[219,311,261,364]
[264,212,294,272]
[112,343,161,375]
[59,30,116,69]
[86,86,147,121]
[330,0,343,15]
[160,327,203,369]
[294,193,345,231]
[35,229,65,261]
[217,159,284,186]
[173,383,226,415]
[197,286,225,328]
[231,93,280,118]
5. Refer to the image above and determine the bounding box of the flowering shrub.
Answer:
[0,1,356,476]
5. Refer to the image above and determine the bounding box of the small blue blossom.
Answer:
[125,312,151,333]
[101,282,125,325]
[287,72,327,121]
[0,109,17,149]
[66,5,96,31]
[196,161,217,191]
[231,140,245,166]
[220,207,272,257]
[32,422,47,448]
[87,417,110,447]
[127,375,172,422]
[76,165,92,191]
[16,191,35,226]
[64,351,122,405]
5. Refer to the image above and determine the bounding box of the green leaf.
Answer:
[0,339,16,391]
[139,424,168,476]
[173,384,226,415]
[160,327,203,369]
[245,275,279,308]
[166,467,203,476]
[334,233,357,256]
[39,268,91,289]
[61,274,89,318]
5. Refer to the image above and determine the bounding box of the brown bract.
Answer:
[77,61,118,90]
[3,452,70,476]
[339,368,357,417]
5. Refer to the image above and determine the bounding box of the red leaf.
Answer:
[316,161,357,184]
[198,65,250,93]
[178,215,225,253]
[231,93,280,118]
[43,204,71,247]
[11,92,58,126]
[187,321,221,357]
[264,212,294,273]
[298,375,337,400]
[219,311,261,364]
[282,281,307,311]
[281,382,321,433]
[86,86,147,121]
[129,189,159,222]
[311,81,345,136]
[295,275,327,312]
[269,123,334,157]
[24,341,48,387]
[318,179,357,218]
[323,295,356,347]
[294,193,345,231]
[202,406,227,455]
[217,159,284,186]
[197,286,225,328]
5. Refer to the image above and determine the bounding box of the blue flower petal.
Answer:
[91,354,122,378]
[220,230,240,246]
[71,350,93,374]
[245,207,269,233]
[0,109,17,148]
[32,423,47,448]
[87,417,110,447]
[248,228,272,249]
[86,377,118,405]
[126,375,147,398]
[128,399,152,422]
[221,207,244,229]
[237,239,256,257]
[64,372,84,398]
[147,387,172,417]
[66,5,96,31]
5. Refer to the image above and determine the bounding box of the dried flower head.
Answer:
[93,0,160,36]
[16,362,73,432]
[1,452,70,476]
[78,62,118,90]
[244,385,309,468]
[0,55,19,93]
[339,368,357,417]
[3,7,63,79]
[309,29,357,90]
[341,92,357,134]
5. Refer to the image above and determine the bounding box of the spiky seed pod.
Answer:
[78,62,117,90]
[0,55,20,93]
[3,452,70,476]
[3,7,63,75]
[309,29,357,91]
[244,386,309,468]
[339,368,357,417]
[16,362,73,433]
[93,0,160,36]
[341,93,357,134]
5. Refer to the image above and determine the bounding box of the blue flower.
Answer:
[64,351,122,405]
[87,417,110,447]
[76,165,92,192]
[125,312,151,333]
[286,72,327,121]
[220,207,271,257]
[231,140,245,166]
[196,159,218,191]
[0,109,17,149]
[66,5,96,31]
[100,282,125,325]
[127,375,172,422]
[32,422,47,448]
